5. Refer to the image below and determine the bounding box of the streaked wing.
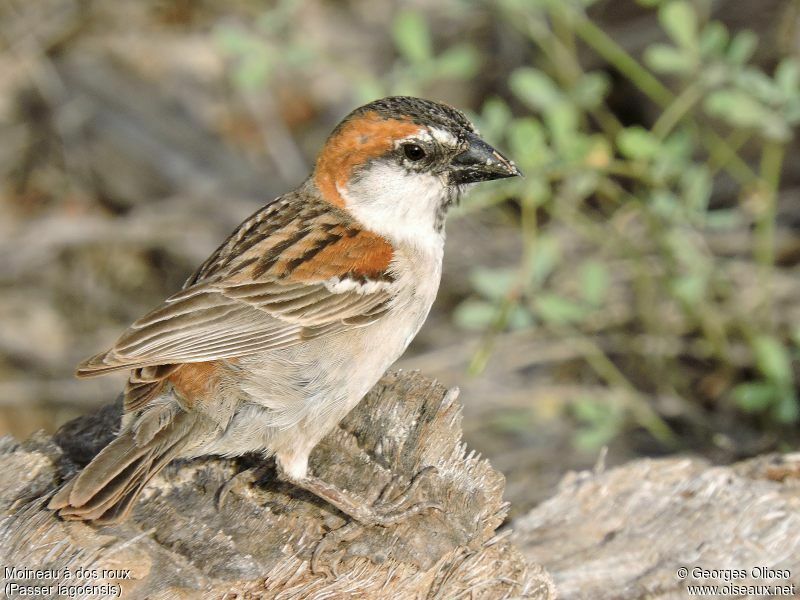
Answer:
[77,281,392,375]
[77,192,396,377]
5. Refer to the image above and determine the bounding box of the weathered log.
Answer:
[512,453,800,599]
[0,371,554,599]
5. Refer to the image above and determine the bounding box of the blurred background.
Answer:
[1,0,798,517]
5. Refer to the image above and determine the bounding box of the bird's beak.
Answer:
[449,132,522,185]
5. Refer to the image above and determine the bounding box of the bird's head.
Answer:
[313,96,520,248]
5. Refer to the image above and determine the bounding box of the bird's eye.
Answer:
[402,143,426,161]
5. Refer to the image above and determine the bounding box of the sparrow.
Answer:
[49,96,520,526]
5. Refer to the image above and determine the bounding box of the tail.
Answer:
[48,407,197,524]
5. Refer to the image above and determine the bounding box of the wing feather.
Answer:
[76,192,396,378]
[77,282,392,376]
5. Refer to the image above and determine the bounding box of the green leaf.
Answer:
[480,97,513,141]
[786,98,800,125]
[659,1,697,51]
[572,396,607,422]
[214,25,255,54]
[644,44,695,74]
[726,30,758,65]
[662,128,693,160]
[453,299,496,331]
[392,11,432,64]
[617,126,661,160]
[535,293,589,325]
[584,135,612,169]
[572,72,610,108]
[703,89,762,125]
[732,381,776,413]
[670,273,706,304]
[736,67,782,104]
[546,103,580,152]
[650,190,681,221]
[509,118,550,171]
[773,389,800,424]
[436,44,481,79]
[564,171,600,199]
[520,177,552,206]
[775,58,800,97]
[699,21,729,57]
[705,209,742,230]
[704,89,789,140]
[753,335,793,386]
[574,424,619,451]
[682,165,712,216]
[529,234,561,286]
[508,305,535,330]
[231,50,273,90]
[510,68,562,111]
[572,397,621,450]
[580,261,610,306]
[469,267,518,301]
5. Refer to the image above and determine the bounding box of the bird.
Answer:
[48,95,520,526]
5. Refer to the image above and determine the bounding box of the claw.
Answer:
[216,465,267,511]
[377,474,401,505]
[380,465,438,513]
[371,500,443,527]
[311,522,360,576]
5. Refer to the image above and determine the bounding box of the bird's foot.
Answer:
[289,466,442,576]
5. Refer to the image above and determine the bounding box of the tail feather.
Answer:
[93,437,188,524]
[48,410,196,524]
[57,454,153,521]
[93,478,149,524]
[69,434,148,507]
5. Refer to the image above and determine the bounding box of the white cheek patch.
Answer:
[338,162,448,250]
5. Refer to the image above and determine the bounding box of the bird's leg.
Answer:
[277,463,442,527]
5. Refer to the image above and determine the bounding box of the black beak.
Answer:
[449,132,522,185]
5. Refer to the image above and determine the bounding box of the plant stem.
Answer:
[754,139,785,321]
[469,193,539,375]
[570,15,673,106]
[568,330,678,445]
[651,83,704,140]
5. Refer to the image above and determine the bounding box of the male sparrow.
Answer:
[49,96,520,525]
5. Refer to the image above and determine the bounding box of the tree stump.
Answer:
[0,371,554,599]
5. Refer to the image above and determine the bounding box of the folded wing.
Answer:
[77,193,397,378]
